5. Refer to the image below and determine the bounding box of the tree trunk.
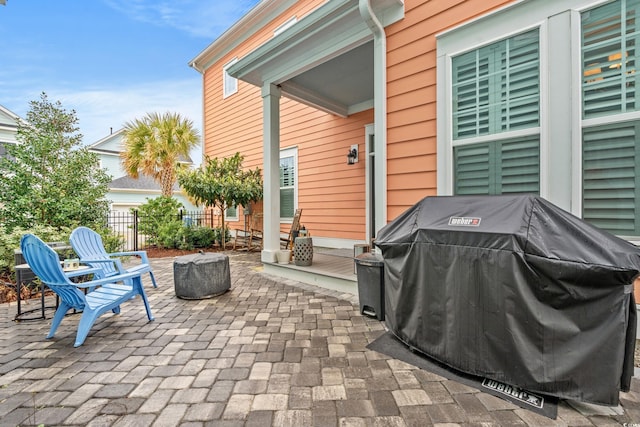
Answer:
[160,168,174,197]
[220,205,227,250]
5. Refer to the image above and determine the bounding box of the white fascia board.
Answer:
[348,99,375,115]
[89,149,120,157]
[261,24,373,86]
[228,1,370,85]
[0,105,21,122]
[228,0,402,87]
[188,0,298,73]
[228,0,357,72]
[88,128,124,149]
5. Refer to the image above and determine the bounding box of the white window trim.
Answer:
[223,58,239,99]
[436,0,609,216]
[280,146,298,223]
[575,0,640,223]
[225,206,239,222]
[437,0,640,238]
[441,24,545,195]
[451,128,541,148]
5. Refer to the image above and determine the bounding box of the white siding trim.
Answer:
[571,9,583,215]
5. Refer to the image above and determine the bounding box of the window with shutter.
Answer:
[454,136,540,195]
[279,149,297,220]
[451,29,540,196]
[439,0,640,240]
[582,0,640,118]
[452,29,540,140]
[582,0,640,237]
[583,123,640,236]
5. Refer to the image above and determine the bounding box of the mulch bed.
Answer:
[144,247,214,259]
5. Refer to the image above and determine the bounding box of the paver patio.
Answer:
[1,251,639,426]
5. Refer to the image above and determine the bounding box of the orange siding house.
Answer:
[191,0,640,274]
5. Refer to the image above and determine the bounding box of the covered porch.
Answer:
[226,0,405,267]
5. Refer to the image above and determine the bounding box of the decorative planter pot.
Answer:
[294,237,313,266]
[277,249,291,264]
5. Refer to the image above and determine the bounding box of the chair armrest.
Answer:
[108,251,150,264]
[80,258,127,273]
[72,270,144,289]
[65,267,102,278]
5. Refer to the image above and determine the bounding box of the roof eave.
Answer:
[188,0,298,74]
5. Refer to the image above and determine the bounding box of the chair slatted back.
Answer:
[20,234,86,309]
[252,212,263,233]
[282,209,303,250]
[291,209,302,234]
[70,226,119,278]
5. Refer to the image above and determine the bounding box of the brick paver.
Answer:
[0,251,638,425]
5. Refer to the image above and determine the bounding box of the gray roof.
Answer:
[109,174,181,191]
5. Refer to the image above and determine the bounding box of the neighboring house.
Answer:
[0,104,20,159]
[190,0,640,262]
[88,129,201,214]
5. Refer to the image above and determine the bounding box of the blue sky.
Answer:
[0,0,260,160]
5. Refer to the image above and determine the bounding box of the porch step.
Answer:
[263,252,358,296]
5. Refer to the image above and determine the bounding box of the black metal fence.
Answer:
[106,210,215,251]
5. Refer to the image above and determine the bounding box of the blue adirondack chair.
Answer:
[70,226,158,288]
[20,234,154,347]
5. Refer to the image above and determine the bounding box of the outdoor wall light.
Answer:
[347,145,358,165]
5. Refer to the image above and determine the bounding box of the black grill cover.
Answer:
[375,195,639,405]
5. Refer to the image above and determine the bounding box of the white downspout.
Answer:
[359,0,387,236]
[358,0,387,237]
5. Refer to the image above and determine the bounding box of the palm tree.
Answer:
[121,112,200,197]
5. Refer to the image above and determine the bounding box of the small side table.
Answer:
[294,237,313,266]
[14,263,50,321]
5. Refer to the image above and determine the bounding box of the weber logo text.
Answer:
[448,216,481,226]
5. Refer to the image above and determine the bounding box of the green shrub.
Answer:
[191,226,216,248]
[156,224,218,250]
[95,227,125,253]
[134,196,184,246]
[213,227,231,245]
[0,224,71,276]
[157,222,185,249]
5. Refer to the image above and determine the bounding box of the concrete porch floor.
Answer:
[263,248,359,297]
[0,251,638,426]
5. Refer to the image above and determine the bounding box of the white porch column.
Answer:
[261,83,281,263]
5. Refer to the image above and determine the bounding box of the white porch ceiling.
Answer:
[228,0,404,117]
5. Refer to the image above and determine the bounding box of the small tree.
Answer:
[0,93,111,231]
[177,152,263,249]
[121,112,200,197]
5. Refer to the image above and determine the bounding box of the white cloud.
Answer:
[102,0,260,39]
[48,78,203,164]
